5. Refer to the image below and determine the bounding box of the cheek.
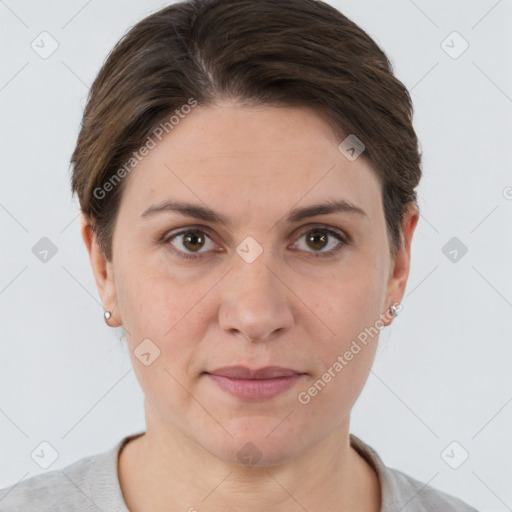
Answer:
[115,258,197,337]
[309,255,387,343]
[117,270,204,417]
[115,265,212,377]
[300,255,386,398]
[296,270,383,415]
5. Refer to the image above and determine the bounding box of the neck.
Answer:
[118,416,381,512]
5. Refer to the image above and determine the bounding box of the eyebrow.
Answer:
[140,199,368,227]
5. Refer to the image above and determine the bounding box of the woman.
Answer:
[0,0,479,510]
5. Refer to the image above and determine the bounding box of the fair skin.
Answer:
[82,102,418,512]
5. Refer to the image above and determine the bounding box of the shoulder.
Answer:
[0,437,130,512]
[382,465,479,512]
[0,454,103,512]
[349,434,479,512]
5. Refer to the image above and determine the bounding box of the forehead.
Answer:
[119,104,382,222]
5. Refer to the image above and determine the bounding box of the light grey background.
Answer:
[1,1,511,510]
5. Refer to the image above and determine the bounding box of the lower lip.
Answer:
[205,374,304,401]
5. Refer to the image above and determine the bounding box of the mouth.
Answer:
[203,366,307,401]
[205,365,305,379]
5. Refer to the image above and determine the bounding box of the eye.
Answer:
[161,225,348,260]
[291,227,347,258]
[163,228,218,260]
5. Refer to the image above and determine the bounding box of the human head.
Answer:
[73,0,421,467]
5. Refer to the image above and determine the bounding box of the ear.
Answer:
[382,203,419,326]
[80,213,121,327]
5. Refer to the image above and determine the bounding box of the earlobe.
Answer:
[80,213,121,327]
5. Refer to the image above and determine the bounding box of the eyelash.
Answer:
[160,225,348,261]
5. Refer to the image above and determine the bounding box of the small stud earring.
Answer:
[390,304,399,318]
[104,311,112,324]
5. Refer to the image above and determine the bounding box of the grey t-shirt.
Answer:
[0,431,478,511]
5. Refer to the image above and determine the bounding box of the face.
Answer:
[83,102,417,466]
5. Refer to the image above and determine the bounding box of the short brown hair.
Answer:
[71,0,422,262]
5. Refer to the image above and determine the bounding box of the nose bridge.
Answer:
[219,241,294,342]
[235,245,276,301]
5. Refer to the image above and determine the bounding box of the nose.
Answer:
[218,251,295,343]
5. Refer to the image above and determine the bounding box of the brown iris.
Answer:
[305,230,328,251]
[182,230,206,252]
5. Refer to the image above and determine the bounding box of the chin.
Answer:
[198,417,313,468]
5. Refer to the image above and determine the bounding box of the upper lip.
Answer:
[205,365,305,380]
